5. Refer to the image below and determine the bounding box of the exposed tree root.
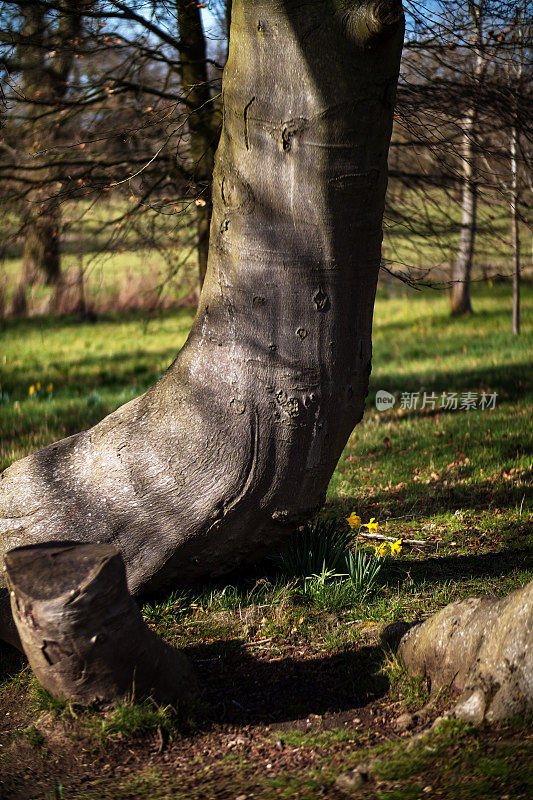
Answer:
[399,580,533,723]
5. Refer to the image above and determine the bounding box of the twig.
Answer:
[244,637,274,646]
[358,532,431,546]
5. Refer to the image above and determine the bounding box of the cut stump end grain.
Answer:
[4,542,197,706]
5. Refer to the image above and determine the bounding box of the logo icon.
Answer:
[375,390,396,411]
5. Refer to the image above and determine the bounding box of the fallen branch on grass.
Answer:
[357,532,431,546]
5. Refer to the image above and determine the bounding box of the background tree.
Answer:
[388,0,532,318]
[177,0,221,288]
[1,0,85,306]
[0,0,226,312]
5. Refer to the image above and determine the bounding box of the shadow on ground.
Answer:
[185,639,389,726]
[0,634,390,729]
[381,546,533,584]
[326,481,533,518]
[0,644,24,689]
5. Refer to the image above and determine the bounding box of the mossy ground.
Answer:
[0,282,532,798]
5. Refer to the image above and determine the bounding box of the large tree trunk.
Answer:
[0,0,404,645]
[177,1,219,289]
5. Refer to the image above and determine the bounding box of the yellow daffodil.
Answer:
[346,512,362,530]
[375,543,388,557]
[46,382,53,393]
[364,518,379,533]
[28,385,35,396]
[389,538,403,555]
[36,382,41,391]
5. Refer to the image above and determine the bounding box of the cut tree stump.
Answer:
[4,542,197,706]
[398,580,533,723]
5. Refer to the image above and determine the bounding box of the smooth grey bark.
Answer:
[511,123,521,336]
[450,108,477,316]
[0,1,404,645]
[450,1,485,317]
[5,543,196,705]
[399,580,533,723]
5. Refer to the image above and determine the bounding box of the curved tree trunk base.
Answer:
[0,1,405,643]
[398,580,533,724]
[0,348,326,645]
[4,543,197,706]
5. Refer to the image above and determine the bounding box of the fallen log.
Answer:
[4,542,197,706]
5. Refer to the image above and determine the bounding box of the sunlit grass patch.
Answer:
[0,282,531,800]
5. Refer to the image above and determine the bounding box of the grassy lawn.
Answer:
[0,282,532,799]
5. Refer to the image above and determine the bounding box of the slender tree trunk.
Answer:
[511,124,521,336]
[18,1,82,295]
[226,0,233,46]
[450,3,487,318]
[450,109,477,316]
[0,0,404,644]
[176,1,219,290]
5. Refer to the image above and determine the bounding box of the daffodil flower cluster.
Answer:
[345,513,379,533]
[345,511,403,559]
[28,382,54,398]
[375,539,403,558]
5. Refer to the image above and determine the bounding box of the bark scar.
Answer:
[243,97,255,151]
[222,409,259,516]
[41,639,70,665]
[313,288,329,312]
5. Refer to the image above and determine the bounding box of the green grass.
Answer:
[101,699,185,740]
[0,281,532,799]
[0,307,194,468]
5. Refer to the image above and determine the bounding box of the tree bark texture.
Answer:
[21,207,61,288]
[399,580,533,724]
[0,1,404,644]
[450,4,486,318]
[511,123,521,336]
[4,543,196,705]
